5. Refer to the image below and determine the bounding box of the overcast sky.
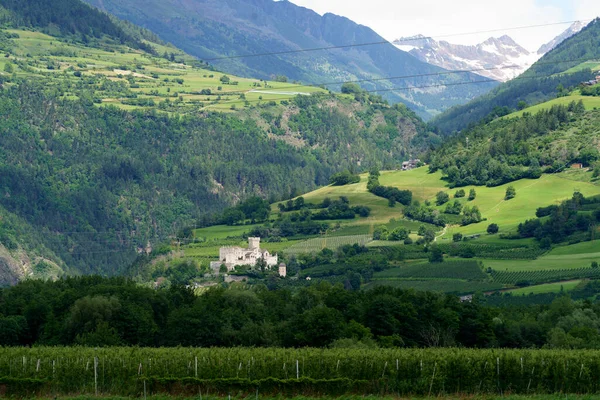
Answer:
[288,0,600,51]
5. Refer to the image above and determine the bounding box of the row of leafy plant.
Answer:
[490,268,600,285]
[6,347,600,395]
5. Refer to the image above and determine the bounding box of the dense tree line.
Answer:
[0,0,155,53]
[517,193,600,244]
[3,276,600,349]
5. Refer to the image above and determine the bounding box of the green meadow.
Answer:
[1,28,326,113]
[505,280,583,296]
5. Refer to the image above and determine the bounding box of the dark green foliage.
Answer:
[428,246,444,263]
[505,186,516,200]
[454,189,465,198]
[404,202,446,227]
[518,193,600,244]
[487,223,499,234]
[444,200,463,215]
[341,82,362,94]
[366,170,413,206]
[374,260,485,280]
[581,85,600,96]
[388,227,409,241]
[453,233,463,242]
[490,268,600,285]
[0,0,154,52]
[330,170,360,186]
[461,205,482,226]
[429,103,593,187]
[468,188,477,201]
[436,191,450,206]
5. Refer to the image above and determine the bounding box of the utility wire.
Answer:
[204,68,591,108]
[199,56,597,98]
[201,19,593,62]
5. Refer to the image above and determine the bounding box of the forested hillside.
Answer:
[80,0,497,119]
[428,101,600,187]
[433,19,600,133]
[0,82,432,285]
[0,0,154,53]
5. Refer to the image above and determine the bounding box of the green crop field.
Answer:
[0,28,325,114]
[483,240,600,272]
[193,225,262,240]
[284,234,373,255]
[373,260,487,281]
[506,280,583,296]
[7,347,600,396]
[364,279,503,294]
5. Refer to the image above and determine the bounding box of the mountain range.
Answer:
[79,0,497,119]
[393,22,587,83]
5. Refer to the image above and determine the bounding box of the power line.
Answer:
[201,19,593,62]
[202,68,590,109]
[198,56,596,99]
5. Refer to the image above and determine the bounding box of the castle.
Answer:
[210,237,278,272]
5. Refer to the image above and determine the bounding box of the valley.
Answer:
[3,0,600,396]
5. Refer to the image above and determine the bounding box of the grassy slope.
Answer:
[503,94,600,119]
[0,29,325,113]
[484,240,600,272]
[505,280,582,296]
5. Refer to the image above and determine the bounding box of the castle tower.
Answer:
[278,263,287,278]
[248,237,260,250]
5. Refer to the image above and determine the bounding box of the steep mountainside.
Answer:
[538,21,587,55]
[394,35,537,82]
[0,0,437,284]
[432,19,598,134]
[79,0,497,119]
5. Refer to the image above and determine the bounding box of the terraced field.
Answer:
[1,28,325,113]
[284,234,373,255]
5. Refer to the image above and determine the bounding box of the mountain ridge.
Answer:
[79,0,498,119]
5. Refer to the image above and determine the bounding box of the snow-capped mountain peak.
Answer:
[392,34,536,82]
[392,22,590,83]
[537,21,587,55]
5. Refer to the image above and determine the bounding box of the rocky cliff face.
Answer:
[394,34,538,82]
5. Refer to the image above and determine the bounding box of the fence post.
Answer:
[94,356,98,396]
[296,360,299,379]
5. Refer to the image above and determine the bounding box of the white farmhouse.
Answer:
[210,237,278,272]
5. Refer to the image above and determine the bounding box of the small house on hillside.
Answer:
[571,163,584,169]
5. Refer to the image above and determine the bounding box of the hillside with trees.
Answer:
[79,0,497,119]
[428,101,600,187]
[433,18,600,134]
[0,4,437,285]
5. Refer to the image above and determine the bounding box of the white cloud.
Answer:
[288,0,598,51]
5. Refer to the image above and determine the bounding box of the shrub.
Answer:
[487,224,499,234]
[453,233,463,242]
[455,189,466,198]
[436,191,450,206]
[468,189,477,201]
[505,186,516,200]
[330,171,360,186]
